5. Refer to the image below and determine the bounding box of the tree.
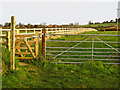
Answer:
[110,20,114,23]
[74,22,79,25]
[0,24,3,27]
[69,23,73,25]
[95,22,100,24]
[34,25,38,28]
[4,22,11,27]
[115,18,120,23]
[19,22,24,27]
[103,21,109,23]
[88,20,93,25]
[27,23,32,28]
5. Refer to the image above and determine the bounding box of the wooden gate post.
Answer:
[34,28,35,34]
[6,31,10,51]
[0,31,2,44]
[42,28,46,58]
[35,31,39,59]
[10,16,15,71]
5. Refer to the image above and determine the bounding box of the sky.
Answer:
[0,0,120,25]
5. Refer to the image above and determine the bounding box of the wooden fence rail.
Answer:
[0,31,10,51]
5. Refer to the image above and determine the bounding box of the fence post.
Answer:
[25,30,27,33]
[16,29,20,39]
[10,16,15,71]
[0,31,2,45]
[92,35,94,61]
[35,31,39,59]
[6,31,10,51]
[34,28,35,34]
[42,28,46,58]
[16,29,20,48]
[16,29,20,35]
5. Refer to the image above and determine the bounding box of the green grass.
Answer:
[78,23,120,31]
[2,58,120,88]
[2,31,120,88]
[67,22,119,28]
[2,51,120,88]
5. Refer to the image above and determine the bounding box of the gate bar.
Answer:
[46,40,120,43]
[46,34,120,36]
[46,51,119,53]
[46,47,120,49]
[95,36,120,53]
[42,28,46,58]
[46,54,120,57]
[92,36,94,60]
[53,58,120,61]
[52,62,120,64]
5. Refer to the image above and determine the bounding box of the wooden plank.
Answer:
[6,31,10,51]
[0,42,8,45]
[25,30,27,33]
[15,37,21,45]
[0,36,8,38]
[10,16,15,71]
[16,29,20,39]
[15,47,35,49]
[34,28,35,34]
[35,31,39,58]
[23,37,36,58]
[16,57,34,59]
[23,38,34,57]
[15,37,24,57]
[0,41,7,44]
[0,31,2,43]
[18,41,35,44]
[15,35,33,37]
[16,29,20,55]
[15,52,31,54]
[42,28,46,58]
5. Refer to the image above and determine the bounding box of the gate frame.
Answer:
[45,33,120,65]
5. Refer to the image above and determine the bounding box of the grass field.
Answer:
[81,23,117,27]
[2,31,120,88]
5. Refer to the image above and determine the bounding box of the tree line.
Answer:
[88,18,120,25]
[0,18,119,28]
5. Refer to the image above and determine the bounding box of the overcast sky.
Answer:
[0,1,120,25]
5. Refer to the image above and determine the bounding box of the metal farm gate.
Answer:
[44,33,120,64]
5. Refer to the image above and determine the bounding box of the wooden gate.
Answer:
[15,31,39,59]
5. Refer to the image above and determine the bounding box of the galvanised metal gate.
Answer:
[44,34,120,64]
